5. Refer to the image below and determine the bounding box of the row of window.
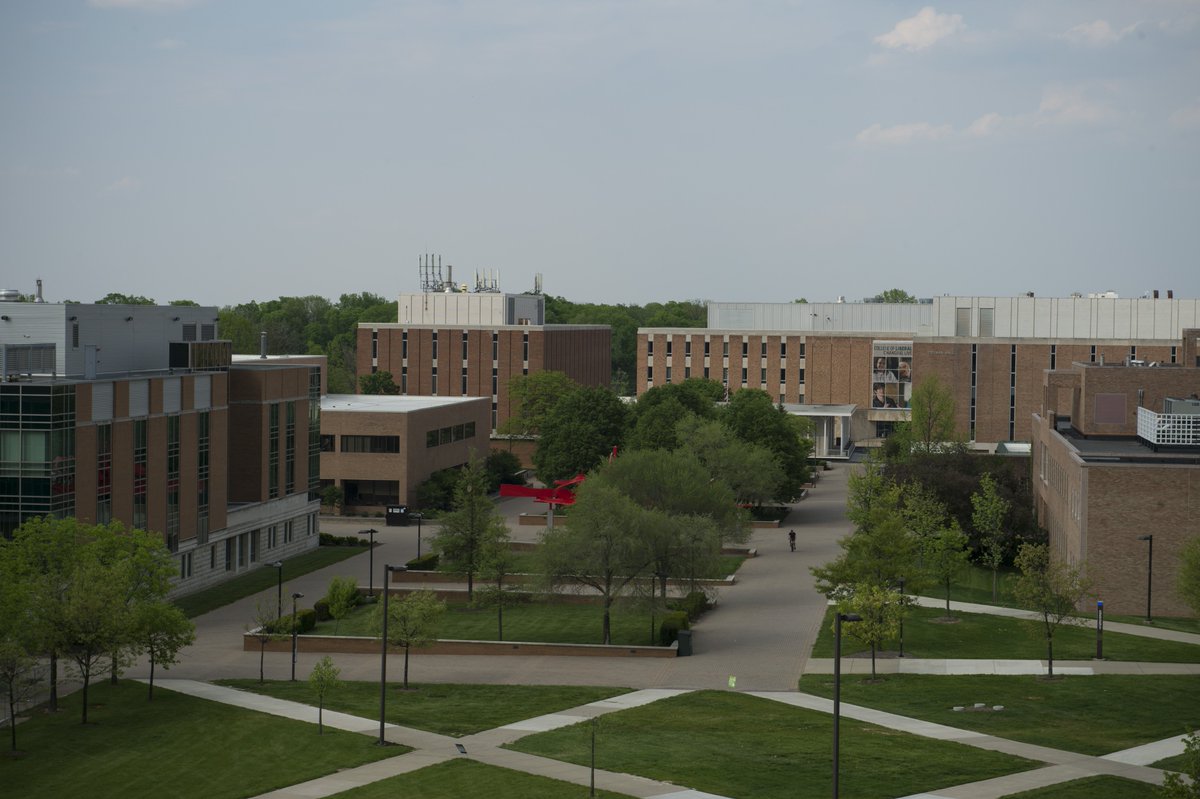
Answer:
[181,516,314,580]
[426,422,476,448]
[647,338,803,358]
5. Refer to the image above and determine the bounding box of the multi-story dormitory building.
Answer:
[357,290,611,433]
[0,301,321,596]
[638,295,1200,456]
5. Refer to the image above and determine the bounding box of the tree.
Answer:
[500,371,578,439]
[484,449,525,491]
[374,590,445,689]
[358,370,400,395]
[168,299,200,306]
[432,455,510,601]
[248,601,285,684]
[903,374,960,455]
[308,656,341,735]
[533,386,629,483]
[0,564,40,752]
[321,484,344,511]
[476,542,520,641]
[132,601,195,701]
[539,480,654,644]
[677,417,783,509]
[96,292,155,305]
[924,524,971,618]
[60,555,126,723]
[972,473,1011,602]
[1161,729,1200,798]
[874,288,917,304]
[720,389,813,501]
[838,584,903,680]
[1012,543,1092,678]
[0,638,39,752]
[1179,536,1200,617]
[324,576,360,635]
[812,500,925,598]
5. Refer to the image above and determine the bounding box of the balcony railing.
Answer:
[1137,407,1200,447]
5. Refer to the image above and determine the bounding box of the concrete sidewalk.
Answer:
[804,657,1200,675]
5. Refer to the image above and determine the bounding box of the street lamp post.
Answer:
[290,591,304,681]
[411,513,423,560]
[833,611,861,799]
[897,577,905,658]
[271,561,284,621]
[358,529,378,597]
[1137,534,1153,623]
[1095,600,1104,659]
[378,563,408,745]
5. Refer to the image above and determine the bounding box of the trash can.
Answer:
[676,629,693,657]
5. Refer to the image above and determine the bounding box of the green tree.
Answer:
[720,389,812,501]
[1012,543,1092,678]
[432,455,510,601]
[1160,729,1200,798]
[96,292,155,305]
[972,473,1010,602]
[901,374,961,455]
[539,480,653,644]
[374,590,445,689]
[324,575,360,635]
[846,456,899,532]
[358,370,400,395]
[811,500,925,597]
[500,371,578,439]
[308,655,341,735]
[132,601,195,701]
[0,561,40,752]
[168,299,200,306]
[1179,536,1200,617]
[874,288,917,303]
[677,417,783,509]
[248,601,285,684]
[533,386,629,483]
[838,584,903,680]
[476,542,520,641]
[483,449,525,491]
[924,524,971,618]
[61,555,126,723]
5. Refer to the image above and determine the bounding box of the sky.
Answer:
[1,1,1198,307]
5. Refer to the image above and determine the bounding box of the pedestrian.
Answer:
[788,529,796,552]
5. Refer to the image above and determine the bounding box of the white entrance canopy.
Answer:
[781,403,858,460]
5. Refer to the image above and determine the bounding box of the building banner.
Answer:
[871,340,913,409]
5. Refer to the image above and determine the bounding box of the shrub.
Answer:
[319,532,370,547]
[670,591,711,622]
[415,468,463,511]
[485,449,525,491]
[313,598,331,621]
[659,611,690,646]
[406,552,440,571]
[296,608,317,633]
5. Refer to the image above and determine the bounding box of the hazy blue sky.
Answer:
[2,1,1197,306]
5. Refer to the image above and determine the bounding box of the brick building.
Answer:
[0,302,321,596]
[358,291,610,432]
[1031,337,1200,617]
[639,295,1200,454]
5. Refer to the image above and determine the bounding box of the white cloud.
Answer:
[855,122,953,145]
[105,176,140,192]
[1036,86,1112,126]
[874,7,965,52]
[88,0,198,10]
[966,112,1004,138]
[154,37,184,50]
[1061,19,1140,46]
[1170,102,1200,131]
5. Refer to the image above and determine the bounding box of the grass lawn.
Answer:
[1105,614,1200,636]
[796,674,1200,756]
[1152,752,1190,771]
[311,596,679,647]
[926,564,1023,608]
[485,550,743,580]
[217,680,630,737]
[809,605,1200,663]
[507,690,1035,799]
[330,759,633,798]
[0,681,402,799]
[1000,775,1157,798]
[175,544,370,618]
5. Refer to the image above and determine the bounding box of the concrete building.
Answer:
[0,302,321,596]
[639,295,1200,455]
[319,394,491,513]
[358,290,611,432]
[1031,335,1200,616]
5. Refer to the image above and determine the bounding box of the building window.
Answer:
[1050,345,1056,370]
[522,332,529,362]
[197,411,210,543]
[180,552,192,579]
[371,330,378,359]
[267,525,277,549]
[284,520,294,543]
[723,340,729,357]
[666,340,672,356]
[704,340,710,356]
[741,367,748,385]
[742,341,748,357]
[431,331,438,360]
[96,422,112,525]
[167,415,180,550]
[182,323,197,342]
[980,307,995,337]
[779,368,786,383]
[431,366,438,395]
[780,342,786,357]
[225,538,234,571]
[285,401,296,494]
[462,331,469,361]
[341,435,401,453]
[210,545,216,570]
[462,373,468,395]
[760,368,766,384]
[492,332,498,361]
[268,404,279,499]
[647,365,653,381]
[761,341,767,357]
[72,322,80,349]
[401,366,407,394]
[685,340,691,356]
[665,367,672,383]
[132,418,147,530]
[647,338,654,356]
[321,434,335,452]
[402,331,408,359]
[955,308,970,337]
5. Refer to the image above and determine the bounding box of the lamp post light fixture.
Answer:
[290,592,304,681]
[358,529,378,597]
[1137,534,1153,623]
[833,611,862,799]
[270,561,284,621]
[1095,600,1104,660]
[411,513,424,560]
[897,577,905,658]
[378,563,408,745]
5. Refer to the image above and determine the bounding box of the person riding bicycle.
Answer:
[788,529,796,552]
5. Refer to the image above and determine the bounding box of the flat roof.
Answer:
[321,394,484,414]
[1058,429,1200,465]
[781,403,857,417]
